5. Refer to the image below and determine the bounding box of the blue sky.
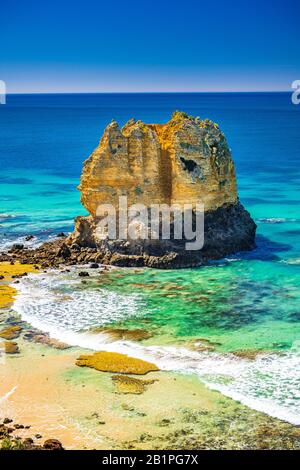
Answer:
[1,0,299,92]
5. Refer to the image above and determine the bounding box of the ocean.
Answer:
[1,92,300,424]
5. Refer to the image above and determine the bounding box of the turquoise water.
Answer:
[1,93,300,423]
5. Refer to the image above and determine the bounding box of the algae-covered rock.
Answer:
[0,341,19,354]
[230,349,273,360]
[0,325,22,340]
[0,262,39,309]
[91,327,152,342]
[112,375,156,394]
[76,351,159,375]
[0,284,17,310]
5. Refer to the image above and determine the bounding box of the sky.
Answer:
[1,0,299,93]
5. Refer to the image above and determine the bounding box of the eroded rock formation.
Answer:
[69,111,256,268]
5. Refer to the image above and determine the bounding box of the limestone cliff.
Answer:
[69,111,256,268]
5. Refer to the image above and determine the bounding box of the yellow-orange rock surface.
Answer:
[79,112,237,215]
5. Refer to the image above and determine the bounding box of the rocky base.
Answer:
[0,203,256,269]
[69,201,257,268]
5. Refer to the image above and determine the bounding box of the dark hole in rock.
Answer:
[180,156,197,172]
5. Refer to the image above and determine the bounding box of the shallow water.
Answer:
[1,92,300,424]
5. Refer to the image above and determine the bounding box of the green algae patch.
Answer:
[112,375,156,394]
[76,351,159,375]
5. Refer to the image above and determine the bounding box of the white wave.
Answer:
[281,258,300,266]
[0,235,42,252]
[201,352,300,425]
[0,213,16,221]
[12,269,300,426]
[13,268,145,333]
[223,258,242,263]
[257,217,297,224]
[0,231,74,252]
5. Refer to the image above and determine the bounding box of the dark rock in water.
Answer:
[78,271,89,277]
[68,203,256,269]
[10,243,24,251]
[57,232,66,238]
[12,272,28,278]
[25,235,35,241]
[0,210,256,270]
[89,262,99,268]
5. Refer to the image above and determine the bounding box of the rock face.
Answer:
[69,111,256,268]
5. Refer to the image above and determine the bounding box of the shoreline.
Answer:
[2,336,300,450]
[1,261,300,449]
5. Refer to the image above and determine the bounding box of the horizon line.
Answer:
[6,90,290,95]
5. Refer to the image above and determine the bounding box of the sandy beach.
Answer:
[1,262,300,450]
